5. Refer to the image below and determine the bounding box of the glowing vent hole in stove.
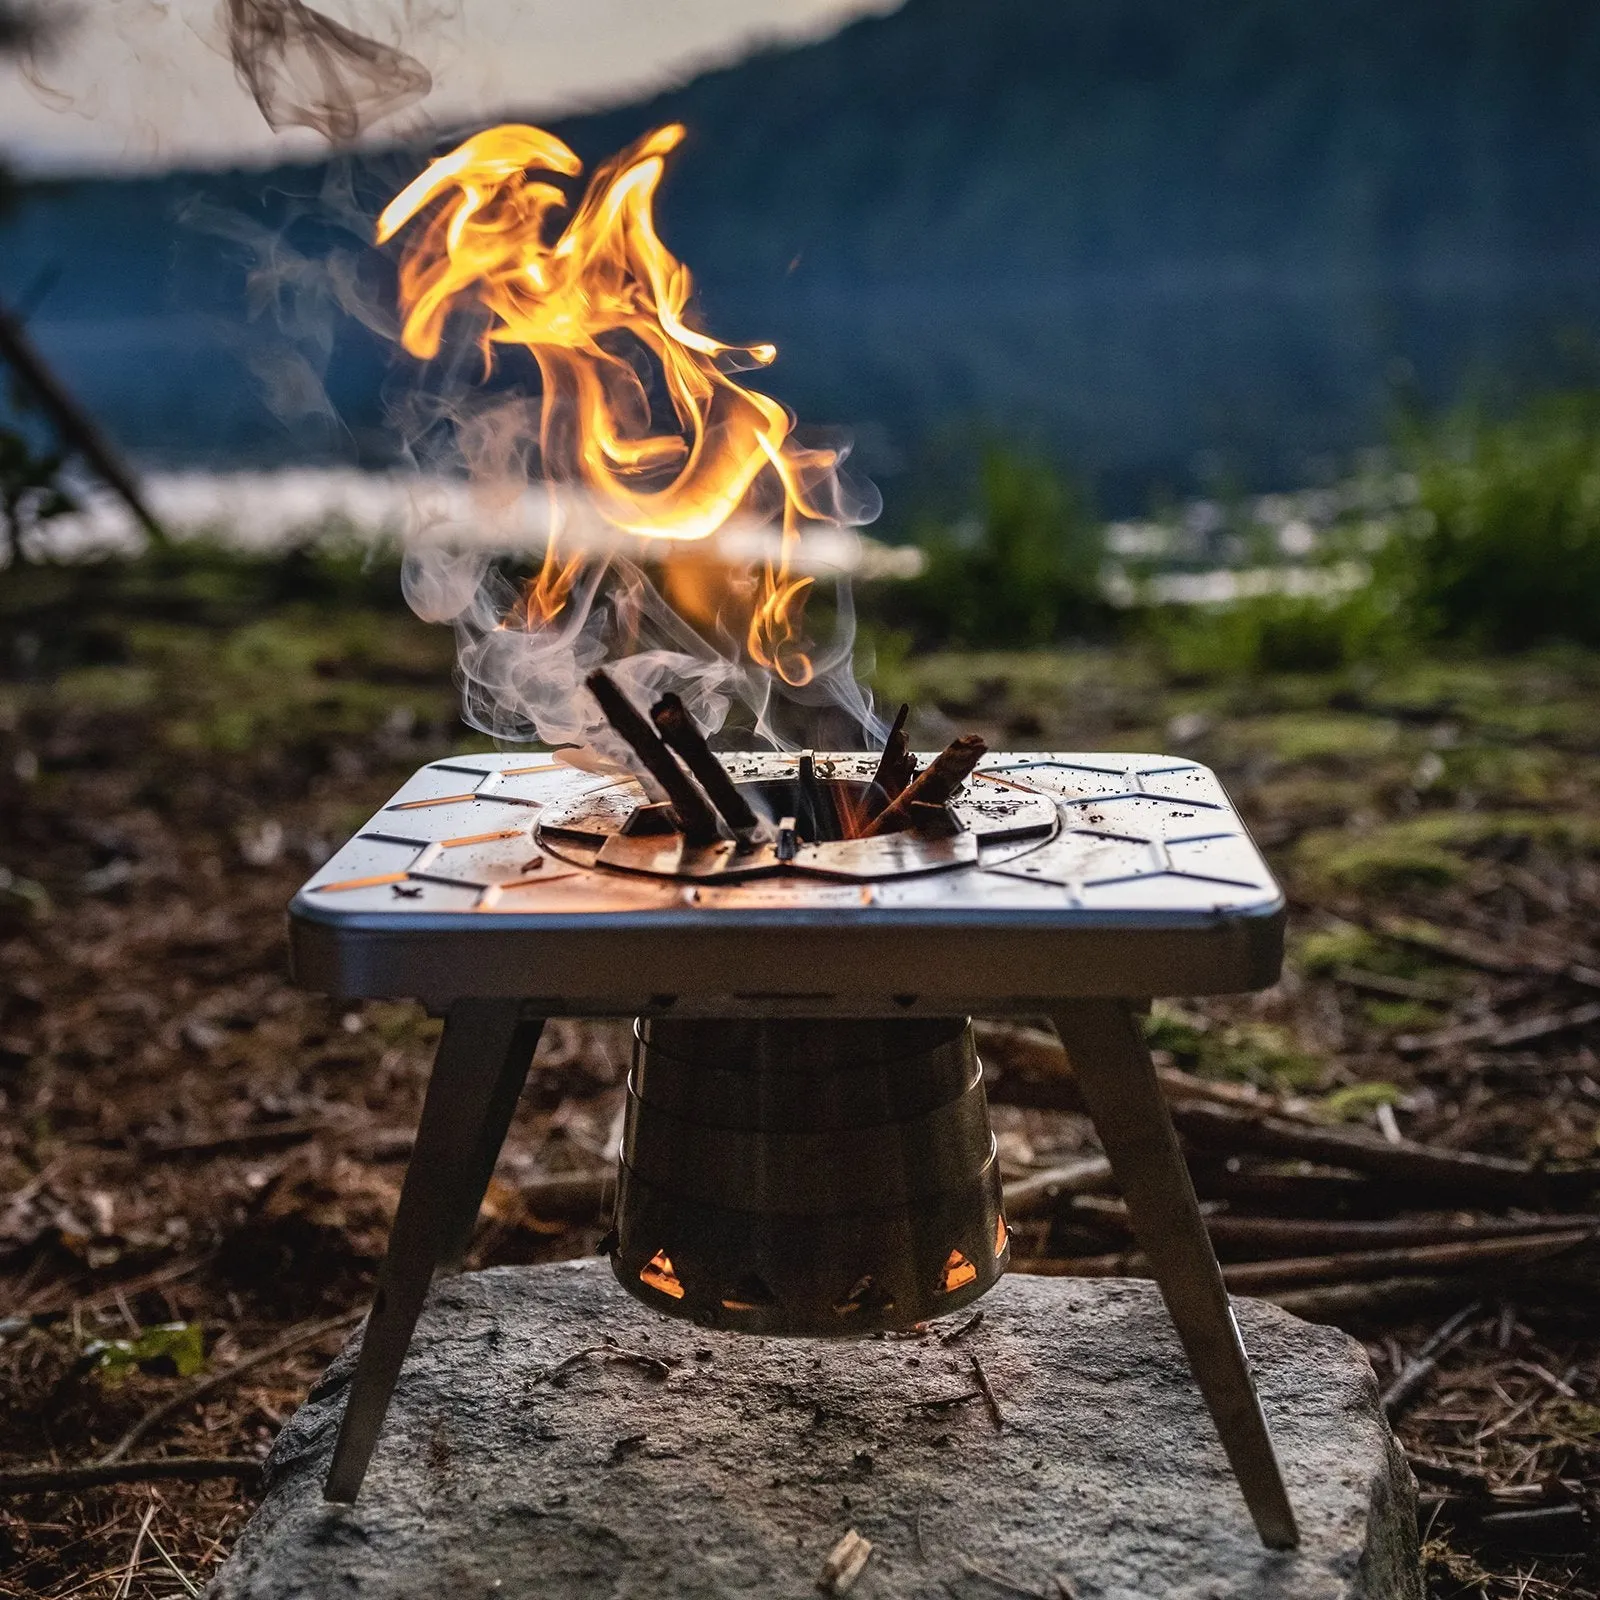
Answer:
[610,1016,1008,1336]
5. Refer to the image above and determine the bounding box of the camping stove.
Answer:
[290,750,1298,1547]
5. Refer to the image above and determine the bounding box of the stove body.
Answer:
[290,752,1297,1547]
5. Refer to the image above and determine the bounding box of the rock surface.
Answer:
[212,1261,1421,1600]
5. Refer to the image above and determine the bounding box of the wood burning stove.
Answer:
[289,746,1299,1548]
[616,1016,1007,1336]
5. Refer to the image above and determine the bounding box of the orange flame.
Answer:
[377,122,837,680]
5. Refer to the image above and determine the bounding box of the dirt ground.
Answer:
[2,554,1599,1596]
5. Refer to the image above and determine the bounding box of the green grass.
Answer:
[1396,390,1600,650]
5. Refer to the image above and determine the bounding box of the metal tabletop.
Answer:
[289,751,1284,1013]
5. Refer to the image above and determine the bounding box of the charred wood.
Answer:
[585,671,720,846]
[649,692,763,843]
[868,702,915,804]
[861,734,986,837]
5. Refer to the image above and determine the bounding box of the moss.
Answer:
[1220,712,1403,767]
[48,665,160,713]
[1147,1008,1323,1091]
[1313,1081,1401,1121]
[1294,830,1466,895]
[1293,925,1391,975]
[1295,810,1600,895]
[1360,999,1442,1031]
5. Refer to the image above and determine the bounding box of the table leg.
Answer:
[439,1014,545,1270]
[323,999,542,1503]
[1049,1000,1299,1549]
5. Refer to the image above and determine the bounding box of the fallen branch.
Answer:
[517,1169,612,1220]
[100,1310,361,1464]
[1398,1000,1600,1055]
[0,1456,262,1494]
[1170,1102,1599,1206]
[1369,912,1600,991]
[1001,1157,1115,1218]
[1013,1228,1595,1294]
[1333,966,1454,1004]
[20,1254,212,1320]
[1219,1228,1595,1292]
[1181,1160,1380,1213]
[976,1020,1271,1117]
[1263,1276,1466,1324]
[976,1020,1600,1205]
[1067,1197,1600,1258]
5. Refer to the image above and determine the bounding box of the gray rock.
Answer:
[212,1260,1421,1600]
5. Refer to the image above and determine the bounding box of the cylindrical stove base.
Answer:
[610,1018,1008,1336]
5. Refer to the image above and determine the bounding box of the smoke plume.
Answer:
[220,0,431,143]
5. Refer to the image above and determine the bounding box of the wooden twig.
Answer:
[937,1310,984,1345]
[956,1555,1049,1598]
[1181,1161,1379,1213]
[1262,1275,1466,1323]
[1369,912,1600,990]
[1218,1228,1595,1293]
[868,703,915,802]
[100,1310,361,1464]
[1488,999,1600,1048]
[114,1503,156,1600]
[20,1254,212,1320]
[818,1528,872,1595]
[650,693,764,842]
[0,1456,262,1494]
[1068,1197,1600,1258]
[1001,1157,1115,1218]
[516,1169,611,1220]
[586,671,719,845]
[1399,999,1600,1055]
[861,735,986,837]
[976,1019,1600,1204]
[976,1020,1271,1117]
[1332,966,1454,1004]
[967,1351,1004,1431]
[914,1389,983,1411]
[1381,1300,1485,1418]
[1170,1102,1600,1206]
[1015,1229,1595,1293]
[796,751,829,841]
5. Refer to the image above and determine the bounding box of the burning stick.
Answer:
[649,693,766,845]
[868,703,915,802]
[860,734,987,838]
[796,751,839,842]
[585,671,720,846]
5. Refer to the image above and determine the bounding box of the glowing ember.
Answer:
[639,1249,685,1299]
[378,122,845,686]
[941,1249,978,1293]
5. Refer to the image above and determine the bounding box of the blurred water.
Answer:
[21,267,1600,517]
